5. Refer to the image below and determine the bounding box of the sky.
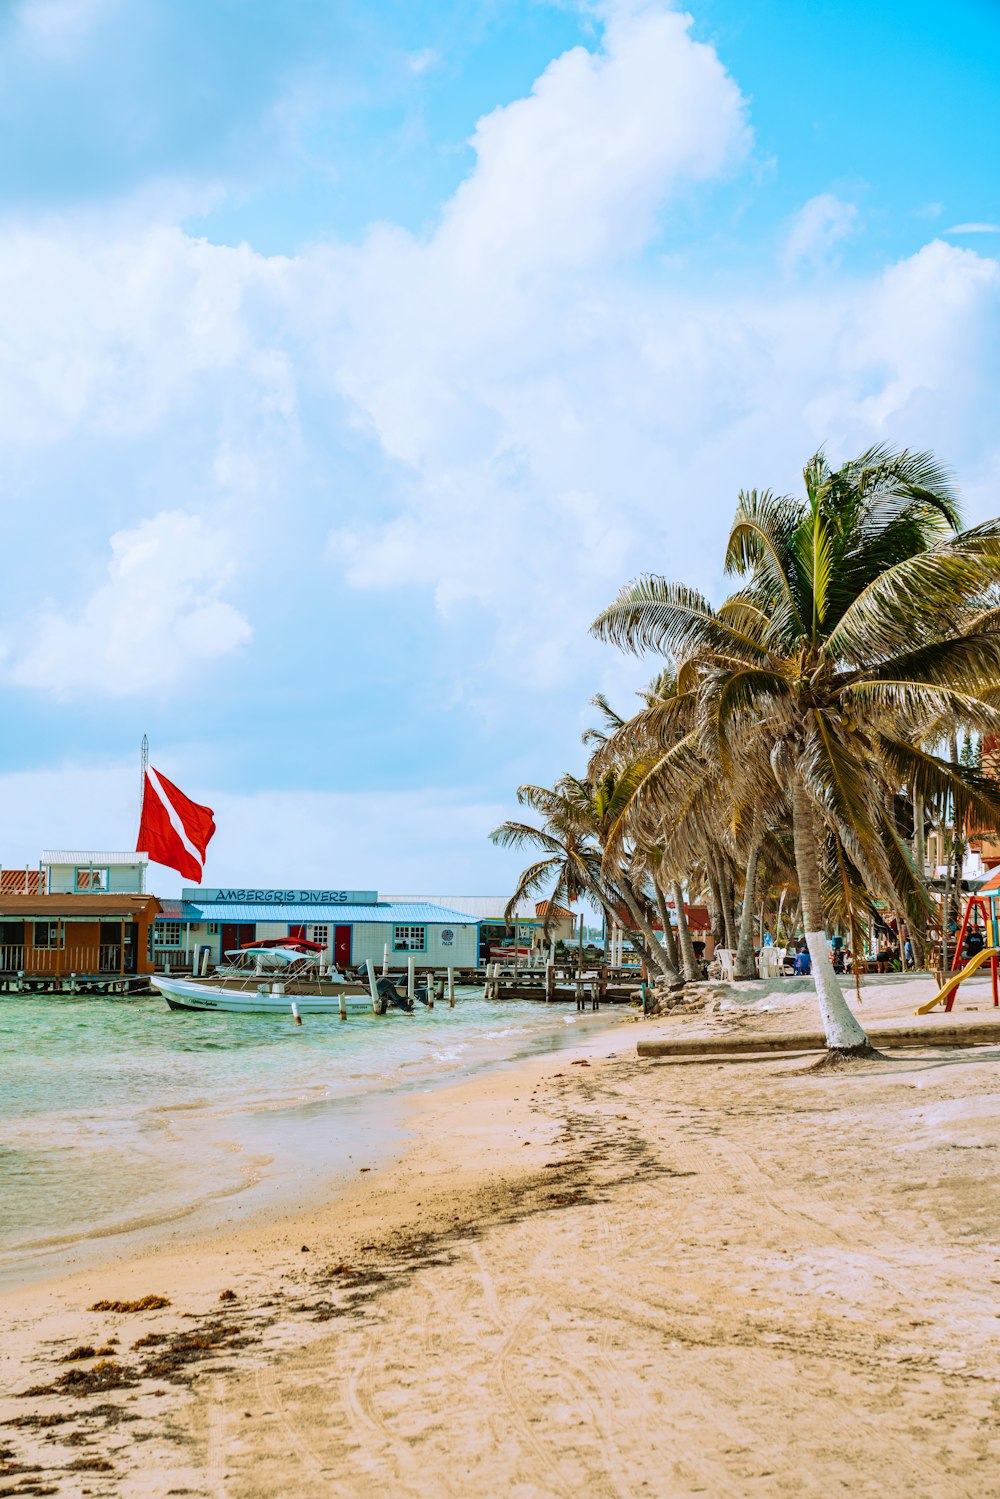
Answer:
[1,0,999,897]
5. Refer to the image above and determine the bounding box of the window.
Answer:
[75,867,109,891]
[158,922,182,947]
[393,925,426,952]
[311,925,329,949]
[207,923,219,935]
[33,921,64,948]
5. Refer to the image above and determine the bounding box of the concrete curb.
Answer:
[637,1023,1000,1059]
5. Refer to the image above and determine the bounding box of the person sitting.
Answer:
[964,927,986,959]
[792,947,812,977]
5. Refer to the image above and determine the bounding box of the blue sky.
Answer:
[0,0,998,895]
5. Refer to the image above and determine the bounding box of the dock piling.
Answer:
[448,966,455,1006]
[365,959,380,1014]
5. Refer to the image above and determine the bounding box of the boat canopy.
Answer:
[239,937,325,952]
[222,945,322,968]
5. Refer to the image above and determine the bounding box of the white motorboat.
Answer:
[152,938,368,1015]
[151,971,369,1015]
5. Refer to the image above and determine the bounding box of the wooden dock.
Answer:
[0,972,151,996]
[482,961,643,1008]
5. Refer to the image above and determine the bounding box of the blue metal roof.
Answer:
[159,901,479,925]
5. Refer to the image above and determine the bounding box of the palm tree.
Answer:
[593,446,1000,1055]
[489,779,678,980]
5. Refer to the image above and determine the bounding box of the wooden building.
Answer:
[0,891,160,977]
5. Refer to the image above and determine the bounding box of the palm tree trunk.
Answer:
[718,862,738,952]
[707,852,738,950]
[911,790,928,966]
[734,828,762,980]
[582,876,668,979]
[705,870,725,950]
[775,885,787,944]
[670,880,701,982]
[615,878,678,981]
[790,772,871,1054]
[653,879,680,971]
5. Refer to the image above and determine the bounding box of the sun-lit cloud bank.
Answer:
[0,1,997,713]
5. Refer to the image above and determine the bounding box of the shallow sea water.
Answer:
[0,991,620,1282]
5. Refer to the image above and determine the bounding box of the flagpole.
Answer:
[138,735,149,894]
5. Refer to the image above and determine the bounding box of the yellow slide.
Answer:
[915,946,1000,1014]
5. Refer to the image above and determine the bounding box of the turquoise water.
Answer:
[0,992,620,1283]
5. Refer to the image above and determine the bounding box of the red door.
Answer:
[221,923,255,956]
[288,924,306,941]
[334,926,352,968]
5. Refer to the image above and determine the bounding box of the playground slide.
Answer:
[914,946,1000,1014]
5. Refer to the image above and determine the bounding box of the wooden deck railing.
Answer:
[0,944,127,975]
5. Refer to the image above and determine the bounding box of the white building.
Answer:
[40,851,148,894]
[153,886,479,970]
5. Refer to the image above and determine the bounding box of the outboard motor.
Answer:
[375,976,414,1013]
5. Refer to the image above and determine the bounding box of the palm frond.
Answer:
[592,578,770,664]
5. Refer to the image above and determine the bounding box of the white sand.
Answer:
[3,973,999,1496]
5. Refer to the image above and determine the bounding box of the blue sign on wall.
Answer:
[185,888,379,905]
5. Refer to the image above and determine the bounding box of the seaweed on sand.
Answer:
[135,1320,255,1384]
[88,1295,170,1313]
[20,1360,139,1398]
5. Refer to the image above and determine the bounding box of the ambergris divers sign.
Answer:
[188,888,378,905]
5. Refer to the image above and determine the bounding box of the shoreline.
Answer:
[4,982,1000,1496]
[0,1002,630,1297]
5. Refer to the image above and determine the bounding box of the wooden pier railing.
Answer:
[0,944,127,976]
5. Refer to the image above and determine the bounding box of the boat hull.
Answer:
[151,975,369,1015]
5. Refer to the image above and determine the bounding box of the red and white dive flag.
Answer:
[137,766,216,884]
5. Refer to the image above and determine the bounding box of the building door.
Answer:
[123,922,139,973]
[288,924,306,942]
[334,925,352,968]
[221,923,256,957]
[0,920,24,971]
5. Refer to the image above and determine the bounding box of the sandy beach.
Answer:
[3,974,1000,1498]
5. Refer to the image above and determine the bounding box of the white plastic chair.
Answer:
[757,947,781,979]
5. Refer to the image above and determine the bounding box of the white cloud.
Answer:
[0,511,252,696]
[0,1,998,721]
[781,193,858,273]
[0,223,292,445]
[435,5,750,280]
[945,222,1000,235]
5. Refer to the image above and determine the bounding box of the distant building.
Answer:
[152,886,479,970]
[386,896,580,961]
